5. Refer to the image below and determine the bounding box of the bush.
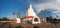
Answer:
[15,26,24,28]
[33,26,39,28]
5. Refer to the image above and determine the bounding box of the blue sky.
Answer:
[0,0,60,18]
[0,0,30,18]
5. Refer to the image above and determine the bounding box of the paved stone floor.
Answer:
[0,22,60,28]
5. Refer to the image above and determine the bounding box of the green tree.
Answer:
[2,17,9,21]
[46,16,53,22]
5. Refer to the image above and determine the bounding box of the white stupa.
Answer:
[13,12,21,23]
[27,4,36,16]
[16,17,21,23]
[26,4,41,24]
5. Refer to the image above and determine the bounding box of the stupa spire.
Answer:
[26,3,38,18]
[30,4,32,9]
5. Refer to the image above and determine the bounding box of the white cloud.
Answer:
[32,0,60,18]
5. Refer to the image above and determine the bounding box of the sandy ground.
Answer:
[0,22,60,28]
